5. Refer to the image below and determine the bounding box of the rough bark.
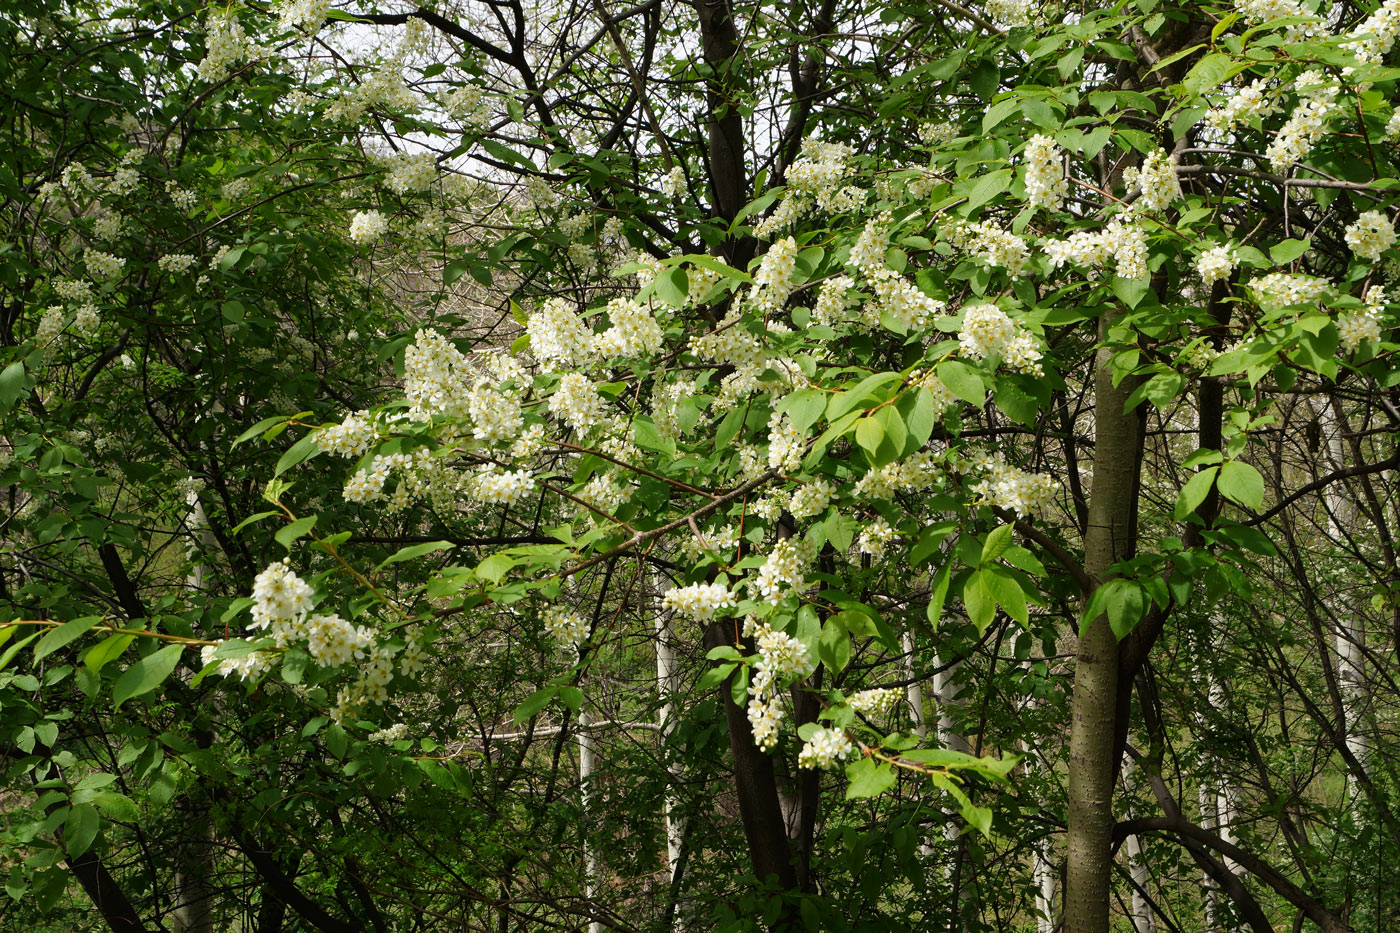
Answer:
[703,621,797,891]
[1065,311,1144,933]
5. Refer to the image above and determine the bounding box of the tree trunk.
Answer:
[1065,312,1143,933]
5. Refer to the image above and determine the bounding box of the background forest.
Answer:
[1,0,1399,930]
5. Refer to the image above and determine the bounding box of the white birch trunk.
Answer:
[1313,399,1370,805]
[1121,756,1156,932]
[654,598,685,925]
[577,705,602,933]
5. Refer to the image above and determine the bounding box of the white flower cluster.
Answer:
[317,411,377,458]
[849,687,901,716]
[965,451,1057,517]
[399,635,427,676]
[526,174,555,206]
[332,643,397,722]
[752,537,811,604]
[1023,135,1066,211]
[1249,272,1333,306]
[1343,0,1400,63]
[787,138,855,207]
[869,270,947,332]
[679,524,739,560]
[788,479,832,521]
[848,212,892,276]
[592,297,663,359]
[73,304,99,335]
[766,410,805,473]
[1345,211,1397,262]
[1197,244,1236,287]
[442,85,490,129]
[945,220,1032,278]
[752,236,799,311]
[851,450,942,501]
[34,306,64,347]
[1238,0,1322,39]
[92,213,124,240]
[578,471,632,520]
[744,617,812,750]
[279,0,332,32]
[527,298,593,371]
[382,151,436,195]
[549,372,605,431]
[469,466,535,505]
[797,726,855,769]
[248,560,316,644]
[199,644,274,681]
[543,608,589,651]
[157,254,196,274]
[958,303,1043,376]
[1265,71,1338,172]
[306,613,375,667]
[986,0,1032,27]
[84,248,125,280]
[662,582,737,620]
[404,329,473,420]
[1124,149,1181,213]
[465,380,523,442]
[919,121,957,148]
[813,275,855,326]
[197,10,253,83]
[1388,110,1400,141]
[661,165,686,199]
[167,183,199,212]
[369,722,409,744]
[858,517,897,557]
[349,210,389,245]
[1043,217,1148,280]
[1338,286,1388,353]
[1204,78,1276,137]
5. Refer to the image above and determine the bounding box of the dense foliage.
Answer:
[1,0,1399,930]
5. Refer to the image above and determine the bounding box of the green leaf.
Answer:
[33,617,102,662]
[84,634,135,674]
[827,372,901,421]
[1174,466,1218,520]
[273,434,322,477]
[980,525,1013,566]
[845,757,897,799]
[781,388,827,435]
[1269,238,1309,265]
[697,662,736,692]
[513,686,556,723]
[0,360,28,412]
[275,515,317,551]
[653,266,688,308]
[1082,578,1147,640]
[854,416,885,458]
[230,510,278,536]
[376,540,453,571]
[1183,51,1232,94]
[927,560,952,627]
[0,631,38,671]
[818,617,852,674]
[963,570,996,634]
[113,645,184,708]
[559,685,584,712]
[898,388,937,455]
[63,803,99,858]
[982,566,1029,626]
[326,723,348,758]
[88,791,139,823]
[937,361,984,405]
[1217,460,1263,510]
